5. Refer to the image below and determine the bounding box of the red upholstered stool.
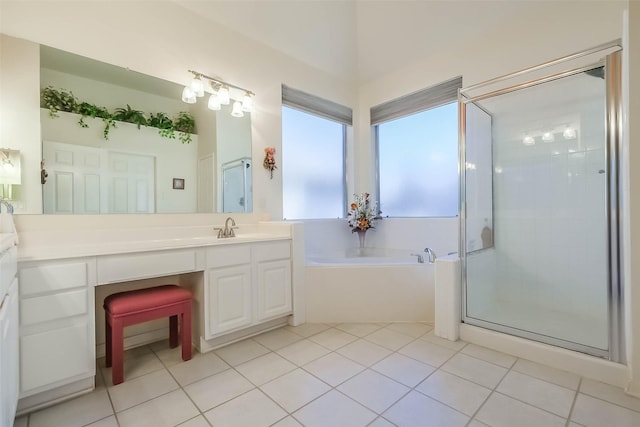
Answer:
[104,285,192,385]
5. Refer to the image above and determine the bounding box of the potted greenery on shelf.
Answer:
[40,86,197,143]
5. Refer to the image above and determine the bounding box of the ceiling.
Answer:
[171,0,541,83]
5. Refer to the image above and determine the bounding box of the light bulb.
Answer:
[231,101,244,117]
[542,131,555,142]
[208,94,221,111]
[523,135,535,146]
[242,93,253,112]
[191,76,205,97]
[181,86,196,104]
[563,127,577,139]
[217,86,230,105]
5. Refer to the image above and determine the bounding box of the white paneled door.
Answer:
[43,141,155,214]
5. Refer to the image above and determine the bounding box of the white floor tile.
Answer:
[461,344,517,368]
[580,378,640,412]
[116,389,199,427]
[29,389,113,427]
[468,420,491,427]
[371,353,435,387]
[385,322,433,338]
[338,369,410,413]
[252,327,303,350]
[383,390,469,427]
[176,415,211,427]
[276,339,331,366]
[308,328,359,350]
[183,369,254,412]
[337,339,393,367]
[303,352,365,386]
[168,352,229,386]
[497,370,576,417]
[261,368,331,412]
[336,323,384,337]
[420,331,468,351]
[293,389,377,427]
[365,328,415,351]
[85,416,118,427]
[571,393,640,427]
[475,392,566,427]
[512,358,580,390]
[398,339,456,367]
[204,388,287,427]
[285,323,331,338]
[153,343,197,368]
[214,338,270,366]
[416,370,491,416]
[101,352,165,386]
[108,369,179,412]
[235,352,296,385]
[367,417,396,427]
[271,416,304,427]
[441,353,508,389]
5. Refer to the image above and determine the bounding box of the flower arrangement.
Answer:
[347,193,378,232]
[263,146,277,179]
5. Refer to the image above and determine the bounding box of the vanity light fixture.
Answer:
[183,70,254,116]
[523,135,535,146]
[231,101,244,117]
[542,131,555,143]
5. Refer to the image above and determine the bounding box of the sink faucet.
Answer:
[214,217,238,238]
[424,247,436,263]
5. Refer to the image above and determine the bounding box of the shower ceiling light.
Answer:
[181,70,254,117]
[542,132,555,143]
[523,135,535,146]
[563,127,577,139]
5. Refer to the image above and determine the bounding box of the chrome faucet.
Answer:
[411,253,425,263]
[424,247,436,263]
[214,216,238,238]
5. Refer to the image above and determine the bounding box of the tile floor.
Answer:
[13,322,640,427]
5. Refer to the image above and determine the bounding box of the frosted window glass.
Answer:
[282,106,345,219]
[377,102,459,217]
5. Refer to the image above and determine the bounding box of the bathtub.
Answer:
[304,248,435,323]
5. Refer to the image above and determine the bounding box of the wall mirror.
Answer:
[39,45,253,214]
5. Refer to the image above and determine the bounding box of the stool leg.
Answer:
[169,315,178,348]
[181,302,192,361]
[112,318,124,385]
[105,317,112,368]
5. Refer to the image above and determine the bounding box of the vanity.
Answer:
[14,221,304,415]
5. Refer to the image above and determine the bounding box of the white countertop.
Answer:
[0,233,17,253]
[17,224,292,262]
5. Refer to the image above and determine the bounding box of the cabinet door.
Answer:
[207,265,252,336]
[257,260,292,321]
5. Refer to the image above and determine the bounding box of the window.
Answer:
[372,76,461,217]
[282,85,351,219]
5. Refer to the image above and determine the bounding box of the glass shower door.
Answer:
[462,63,615,356]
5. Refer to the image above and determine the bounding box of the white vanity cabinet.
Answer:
[205,241,292,338]
[18,258,96,397]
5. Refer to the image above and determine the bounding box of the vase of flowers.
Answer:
[347,193,378,248]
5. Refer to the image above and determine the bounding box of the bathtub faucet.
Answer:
[424,247,436,263]
[410,253,424,263]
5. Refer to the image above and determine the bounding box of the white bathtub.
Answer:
[305,249,435,323]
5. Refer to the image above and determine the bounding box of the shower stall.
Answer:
[459,41,623,361]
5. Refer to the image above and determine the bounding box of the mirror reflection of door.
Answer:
[43,140,155,214]
[222,158,252,213]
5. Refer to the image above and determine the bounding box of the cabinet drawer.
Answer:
[97,249,197,283]
[206,245,251,269]
[21,289,88,326]
[253,241,291,262]
[20,261,89,297]
[20,321,93,393]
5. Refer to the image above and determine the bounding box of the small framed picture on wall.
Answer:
[172,178,185,190]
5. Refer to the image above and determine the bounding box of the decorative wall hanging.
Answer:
[172,178,185,190]
[263,147,277,179]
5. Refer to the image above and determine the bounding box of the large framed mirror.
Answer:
[38,45,252,214]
